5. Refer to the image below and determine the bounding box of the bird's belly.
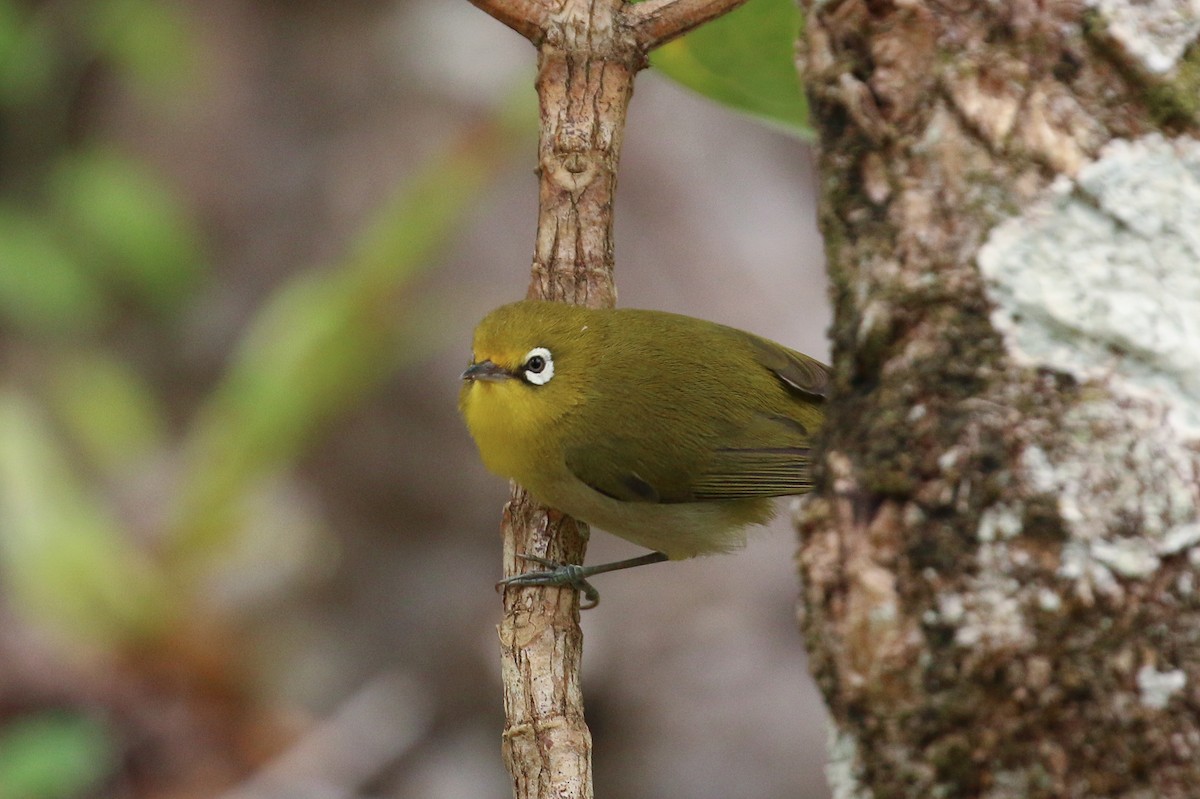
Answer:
[529,475,777,560]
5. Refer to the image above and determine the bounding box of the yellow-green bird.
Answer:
[460,299,829,605]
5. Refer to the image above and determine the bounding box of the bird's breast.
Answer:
[462,383,564,488]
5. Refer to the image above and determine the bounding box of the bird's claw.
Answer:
[496,553,601,609]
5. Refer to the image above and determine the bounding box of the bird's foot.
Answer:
[497,553,601,608]
[495,550,669,610]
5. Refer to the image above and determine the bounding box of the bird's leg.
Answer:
[496,550,669,609]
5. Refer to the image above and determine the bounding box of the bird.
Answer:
[460,299,829,606]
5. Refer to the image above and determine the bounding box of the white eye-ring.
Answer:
[521,347,554,385]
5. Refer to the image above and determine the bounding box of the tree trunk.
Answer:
[796,2,1200,797]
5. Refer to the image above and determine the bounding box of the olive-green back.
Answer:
[558,307,828,505]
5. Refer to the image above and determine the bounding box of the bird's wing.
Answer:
[564,332,828,505]
[564,413,816,504]
[687,412,815,501]
[740,332,830,400]
[687,335,825,500]
[564,441,672,503]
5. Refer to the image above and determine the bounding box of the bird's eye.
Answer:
[521,347,554,386]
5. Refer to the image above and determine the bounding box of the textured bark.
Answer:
[467,2,750,798]
[797,2,1200,797]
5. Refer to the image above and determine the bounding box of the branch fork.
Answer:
[470,0,748,51]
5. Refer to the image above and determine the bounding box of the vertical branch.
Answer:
[468,2,754,797]
[499,6,634,799]
[527,42,636,308]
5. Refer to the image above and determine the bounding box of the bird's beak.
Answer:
[461,360,513,382]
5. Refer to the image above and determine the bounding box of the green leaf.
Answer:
[83,0,193,93]
[648,0,809,135]
[0,0,58,106]
[50,148,203,312]
[0,712,117,799]
[0,207,109,335]
[49,351,168,476]
[0,390,171,641]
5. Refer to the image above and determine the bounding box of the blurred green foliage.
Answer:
[0,207,109,334]
[48,350,169,475]
[0,0,200,338]
[0,148,200,335]
[171,110,535,562]
[649,0,810,136]
[0,0,200,646]
[0,389,173,641]
[49,149,202,312]
[80,0,193,93]
[0,1,533,792]
[0,712,117,799]
[0,1,56,105]
[0,0,532,620]
[0,0,535,782]
[0,0,803,792]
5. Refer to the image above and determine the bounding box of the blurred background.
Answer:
[0,1,832,797]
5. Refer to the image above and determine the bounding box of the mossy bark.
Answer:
[797,3,1200,797]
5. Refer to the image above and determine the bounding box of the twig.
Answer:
[466,0,553,44]
[470,2,750,797]
[625,0,754,50]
